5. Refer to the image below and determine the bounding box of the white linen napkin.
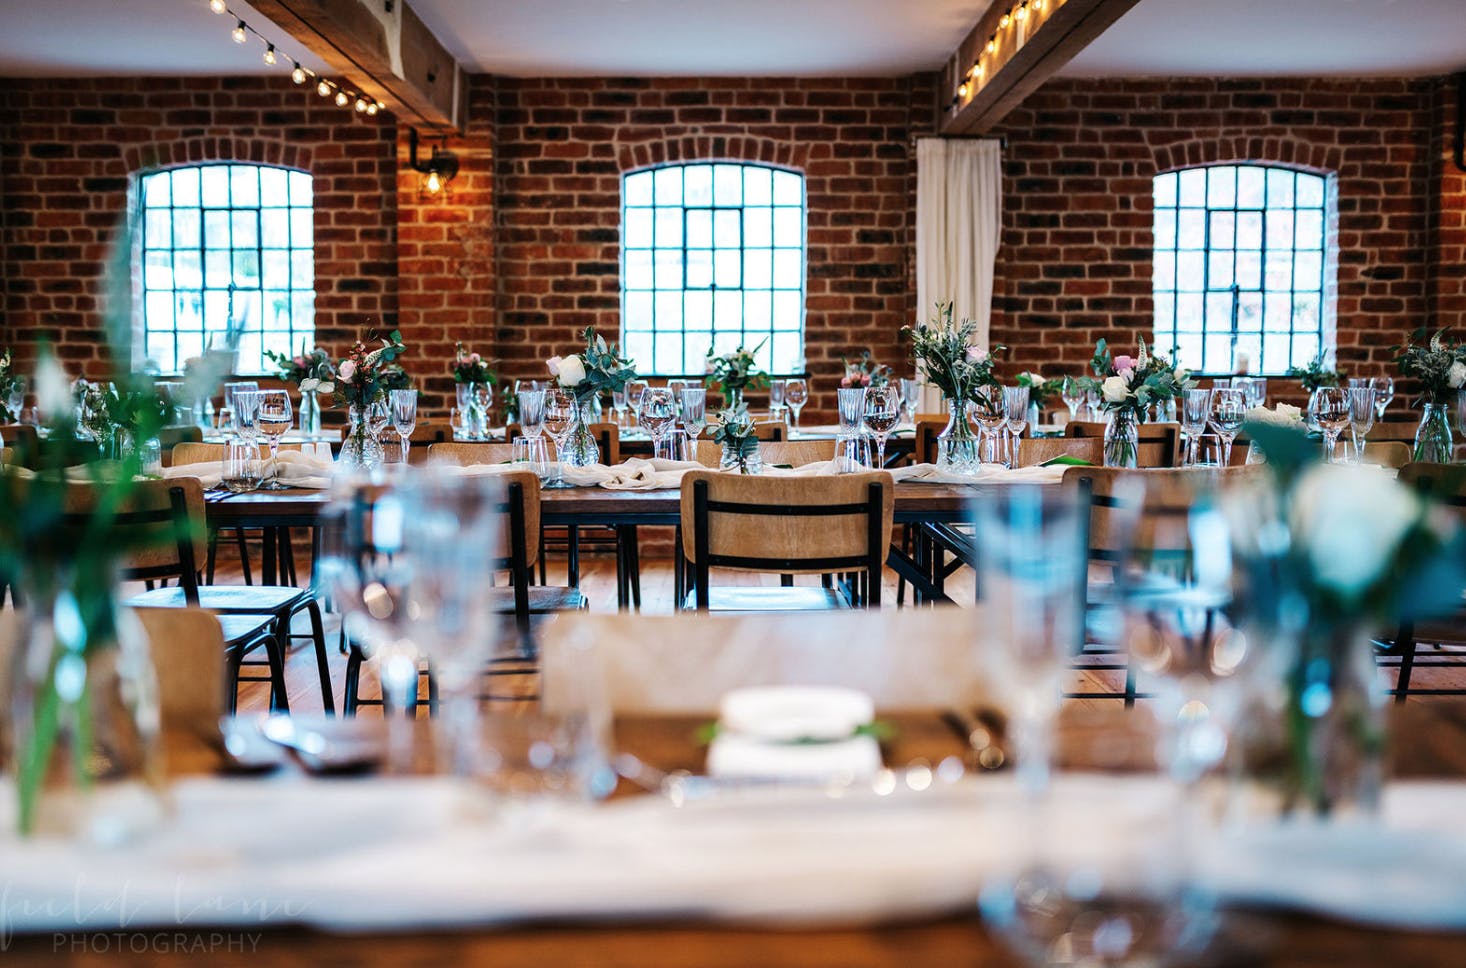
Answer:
[165,449,336,490]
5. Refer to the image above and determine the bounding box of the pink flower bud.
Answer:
[966,346,988,363]
[1112,355,1135,373]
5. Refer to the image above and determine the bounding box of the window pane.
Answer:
[1208,211,1234,249]
[743,208,772,247]
[262,250,291,290]
[1237,167,1266,207]
[144,251,172,290]
[201,166,230,207]
[231,210,258,249]
[1266,168,1295,207]
[714,249,740,288]
[1296,173,1325,208]
[773,249,801,289]
[1176,252,1205,291]
[654,249,682,289]
[1206,167,1236,208]
[261,209,291,249]
[625,292,654,331]
[259,166,289,204]
[171,167,200,206]
[1265,210,1294,249]
[205,251,231,288]
[773,170,802,206]
[1153,172,1177,208]
[714,210,741,248]
[684,165,712,207]
[1176,293,1203,331]
[172,209,200,247]
[1208,250,1234,289]
[684,291,712,327]
[654,167,682,206]
[1154,211,1176,250]
[773,208,802,247]
[744,167,772,206]
[625,250,653,290]
[145,210,171,249]
[686,249,713,289]
[743,248,772,289]
[143,172,170,207]
[1177,210,1205,249]
[624,171,653,207]
[1178,168,1206,206]
[714,164,743,206]
[655,291,683,329]
[1295,209,1323,248]
[1235,250,1262,289]
[624,209,652,248]
[654,209,682,248]
[172,251,202,289]
[1236,211,1263,250]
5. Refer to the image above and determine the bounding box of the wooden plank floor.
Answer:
[172,536,1466,718]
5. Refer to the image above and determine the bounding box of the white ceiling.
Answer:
[0,0,1462,79]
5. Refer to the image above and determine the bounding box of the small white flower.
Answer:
[1449,361,1466,389]
[557,355,587,387]
[1291,463,1421,597]
[1101,375,1131,403]
[300,377,319,392]
[316,381,335,395]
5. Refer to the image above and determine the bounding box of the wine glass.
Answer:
[624,379,649,433]
[667,379,689,420]
[518,388,547,439]
[1349,385,1377,462]
[968,386,1008,465]
[768,379,787,424]
[255,390,292,488]
[1059,376,1082,423]
[863,385,900,468]
[611,387,627,428]
[680,386,707,444]
[1370,375,1395,422]
[1002,385,1030,462]
[542,388,577,488]
[1208,388,1246,466]
[784,378,809,432]
[638,386,677,460]
[1180,388,1211,466]
[391,388,418,463]
[1310,387,1349,463]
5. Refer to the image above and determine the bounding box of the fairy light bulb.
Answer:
[366,101,380,115]
[334,90,349,107]
[317,79,331,97]
[231,20,247,43]
[425,170,442,194]
[209,0,226,13]
[975,61,985,78]
[1016,2,1027,21]
[354,97,368,112]
[986,35,996,54]
[958,82,969,98]
[1000,12,1011,28]
[1033,0,1043,10]
[291,64,307,84]
[262,44,277,66]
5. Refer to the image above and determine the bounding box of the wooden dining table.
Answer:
[9,701,1466,966]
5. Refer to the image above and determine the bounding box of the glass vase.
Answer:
[5,570,164,842]
[1413,403,1452,463]
[299,390,321,437]
[340,404,385,470]
[724,386,744,410]
[1229,626,1385,820]
[1103,408,1140,468]
[455,384,487,439]
[935,398,982,474]
[561,395,602,468]
[720,438,763,475]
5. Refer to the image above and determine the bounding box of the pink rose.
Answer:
[840,375,853,388]
[338,359,357,381]
[470,353,481,363]
[1118,368,1135,382]
[547,355,562,376]
[1111,355,1135,373]
[966,346,988,363]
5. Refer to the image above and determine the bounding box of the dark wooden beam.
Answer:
[249,0,465,130]
[937,0,1143,136]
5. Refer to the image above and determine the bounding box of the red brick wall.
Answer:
[1429,78,1466,335]
[988,76,1445,405]
[0,76,397,387]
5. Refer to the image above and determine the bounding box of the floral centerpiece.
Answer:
[709,401,761,474]
[1226,421,1466,816]
[705,339,768,406]
[1240,403,1305,464]
[546,327,638,467]
[1015,371,1065,413]
[1080,339,1194,467]
[450,342,496,439]
[901,303,1004,473]
[840,351,892,389]
[332,329,407,469]
[1394,328,1466,462]
[1286,352,1344,392]
[0,348,20,421]
[264,341,335,436]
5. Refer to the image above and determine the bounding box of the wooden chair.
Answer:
[1363,440,1412,469]
[1,424,40,469]
[426,441,516,465]
[1066,420,1181,468]
[1366,420,1421,443]
[1384,463,1466,701]
[678,469,894,612]
[157,426,203,466]
[752,421,786,442]
[57,480,290,714]
[914,419,944,464]
[690,439,723,467]
[1015,437,1103,468]
[762,439,838,467]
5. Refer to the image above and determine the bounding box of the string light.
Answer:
[999,12,1010,28]
[955,0,1053,110]
[202,1,387,119]
[957,82,969,98]
[986,34,996,54]
[1016,1,1028,21]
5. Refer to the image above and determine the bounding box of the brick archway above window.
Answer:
[616,135,808,175]
[1150,137,1340,177]
[121,137,312,178]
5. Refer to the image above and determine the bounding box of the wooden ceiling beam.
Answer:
[937,0,1143,136]
[248,0,465,130]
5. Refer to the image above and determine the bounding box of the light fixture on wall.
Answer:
[408,128,460,199]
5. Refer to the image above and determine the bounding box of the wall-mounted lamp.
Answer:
[408,128,459,199]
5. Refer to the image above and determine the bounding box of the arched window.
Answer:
[1152,164,1332,375]
[620,162,805,375]
[138,163,314,374]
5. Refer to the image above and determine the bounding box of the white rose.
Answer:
[316,381,335,395]
[1274,403,1302,424]
[1449,362,1466,389]
[546,355,562,377]
[1101,375,1131,404]
[557,355,587,388]
[1290,464,1421,597]
[300,377,319,392]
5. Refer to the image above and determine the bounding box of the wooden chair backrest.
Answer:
[1363,440,1411,469]
[157,426,203,466]
[915,419,946,464]
[170,441,304,467]
[691,440,722,467]
[762,439,838,466]
[752,420,786,442]
[489,469,542,569]
[507,422,619,463]
[1065,420,1181,467]
[679,469,894,579]
[0,425,39,469]
[1015,437,1103,468]
[1399,463,1466,518]
[1368,420,1422,443]
[426,441,517,466]
[131,606,224,751]
[62,477,208,594]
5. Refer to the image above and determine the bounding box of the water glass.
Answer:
[255,389,293,487]
[1059,376,1082,422]
[768,379,787,423]
[673,429,699,463]
[231,389,262,443]
[624,380,649,427]
[833,433,873,473]
[512,435,551,480]
[863,385,901,467]
[1002,385,1030,459]
[836,386,867,433]
[1207,388,1246,466]
[221,437,262,493]
[1370,375,1394,421]
[1180,388,1211,465]
[784,379,809,431]
[899,377,921,427]
[680,386,708,440]
[667,379,689,419]
[1350,386,1377,461]
[969,386,1009,466]
[391,388,418,463]
[542,389,577,487]
[518,389,547,439]
[1193,433,1225,467]
[1309,387,1349,463]
[639,386,678,460]
[611,387,627,427]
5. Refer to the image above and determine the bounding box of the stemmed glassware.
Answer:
[517,388,549,476]
[232,389,262,444]
[900,377,921,429]
[1207,387,1246,466]
[1059,376,1083,424]
[768,379,787,424]
[542,388,577,488]
[1309,387,1350,463]
[624,379,649,434]
[835,386,870,472]
[611,387,628,428]
[680,387,707,448]
[784,379,808,432]
[255,390,292,489]
[1180,388,1211,466]
[968,386,1008,466]
[863,385,901,468]
[1370,375,1395,422]
[638,386,677,460]
[1082,387,1099,421]
[1349,385,1377,462]
[1002,385,1030,464]
[667,379,688,420]
[390,388,418,463]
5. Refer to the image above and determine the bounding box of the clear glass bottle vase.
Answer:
[935,398,981,474]
[340,404,385,470]
[1413,403,1452,463]
[1103,408,1140,468]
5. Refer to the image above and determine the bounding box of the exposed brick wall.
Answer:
[988,76,1444,406]
[1429,78,1466,336]
[0,76,397,391]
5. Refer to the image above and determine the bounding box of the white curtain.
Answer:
[914,138,1002,412]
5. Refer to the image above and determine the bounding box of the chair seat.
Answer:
[217,614,276,649]
[487,585,588,614]
[126,584,305,614]
[684,586,851,612]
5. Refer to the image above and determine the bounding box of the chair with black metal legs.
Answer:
[1384,463,1466,701]
[677,469,894,612]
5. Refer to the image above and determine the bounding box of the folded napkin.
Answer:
[165,449,337,490]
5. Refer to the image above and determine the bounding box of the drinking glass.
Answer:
[900,377,921,428]
[221,436,262,493]
[223,381,258,429]
[1207,388,1246,466]
[769,379,788,423]
[518,388,547,440]
[969,386,1008,465]
[6,375,26,421]
[1192,433,1225,467]
[667,379,689,420]
[512,434,550,479]
[1002,385,1030,462]
[624,379,649,432]
[680,386,707,442]
[1309,387,1349,463]
[784,378,809,432]
[1350,385,1377,462]
[255,389,292,488]
[639,386,677,460]
[1082,387,1100,420]
[863,385,901,468]
[611,387,628,428]
[231,389,262,445]
[1180,388,1211,466]
[391,388,418,463]
[1059,376,1082,423]
[542,388,577,488]
[1370,375,1394,422]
